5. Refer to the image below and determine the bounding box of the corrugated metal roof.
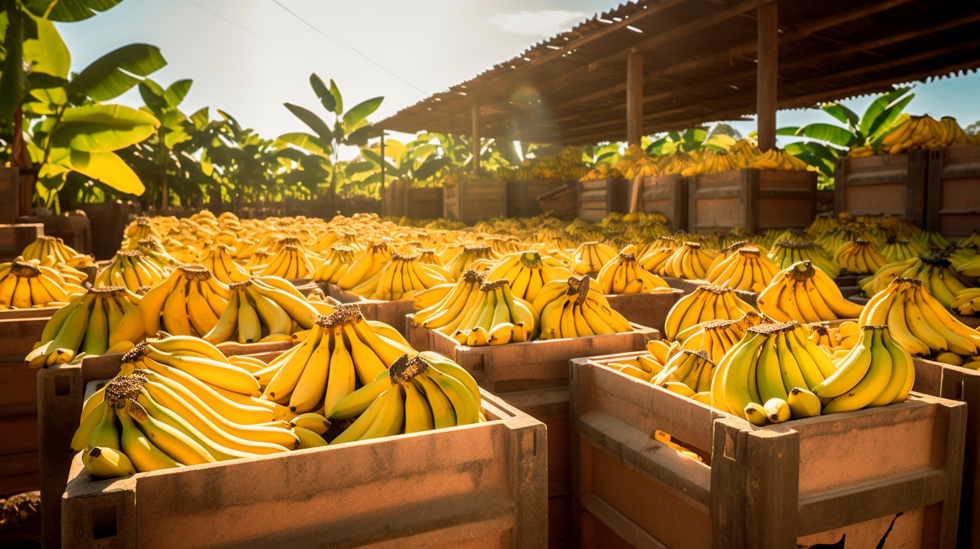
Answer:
[379,0,980,144]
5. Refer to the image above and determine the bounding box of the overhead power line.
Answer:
[270,0,429,95]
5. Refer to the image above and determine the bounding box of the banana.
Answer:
[118,402,181,472]
[83,446,136,479]
[787,387,821,418]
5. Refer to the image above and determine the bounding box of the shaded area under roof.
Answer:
[379,0,980,145]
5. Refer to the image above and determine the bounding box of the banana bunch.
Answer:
[203,278,326,345]
[714,322,837,423]
[0,259,85,309]
[809,326,915,414]
[73,356,300,479]
[485,250,575,302]
[768,241,840,278]
[650,350,716,403]
[660,152,697,175]
[570,241,616,275]
[958,255,980,278]
[531,275,632,339]
[253,306,407,418]
[953,288,980,316]
[758,261,865,323]
[680,314,765,363]
[661,242,719,280]
[257,245,315,280]
[860,254,972,307]
[200,244,252,284]
[848,146,874,158]
[21,236,93,268]
[413,270,487,331]
[624,156,660,179]
[680,149,743,176]
[835,240,886,275]
[417,249,443,266]
[133,237,180,268]
[27,286,141,367]
[328,351,483,444]
[161,237,199,264]
[637,247,678,274]
[808,321,860,357]
[879,238,923,264]
[336,240,393,291]
[444,244,498,280]
[807,216,838,235]
[597,245,671,294]
[311,230,360,253]
[350,253,451,301]
[448,279,537,346]
[579,162,623,181]
[104,265,235,344]
[663,285,756,341]
[880,115,972,154]
[747,148,811,171]
[915,230,952,251]
[637,235,679,259]
[122,219,161,248]
[860,277,980,360]
[94,250,169,292]
[312,246,356,285]
[704,246,778,292]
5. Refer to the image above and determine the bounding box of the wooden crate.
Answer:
[913,357,980,549]
[444,179,508,225]
[604,290,684,334]
[689,169,817,235]
[507,180,573,218]
[323,282,414,337]
[74,201,140,261]
[640,174,689,231]
[834,151,928,225]
[60,388,546,549]
[538,183,578,220]
[927,146,980,238]
[0,317,50,496]
[406,316,658,548]
[384,179,444,219]
[0,167,20,224]
[578,178,629,223]
[571,353,966,549]
[36,340,296,549]
[0,223,43,262]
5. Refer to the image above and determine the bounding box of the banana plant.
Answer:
[778,87,915,184]
[278,73,383,211]
[346,137,450,195]
[135,77,194,209]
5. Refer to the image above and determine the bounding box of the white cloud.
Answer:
[490,10,586,37]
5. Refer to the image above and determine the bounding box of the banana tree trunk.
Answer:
[158,131,168,210]
[11,105,34,216]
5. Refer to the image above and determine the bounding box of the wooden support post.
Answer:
[472,103,481,175]
[379,131,386,216]
[626,51,644,147]
[756,0,778,151]
[627,51,644,212]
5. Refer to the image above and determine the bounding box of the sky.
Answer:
[56,0,980,148]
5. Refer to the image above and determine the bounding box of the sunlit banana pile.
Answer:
[329,351,483,444]
[572,241,617,275]
[834,240,887,275]
[597,245,672,294]
[200,244,251,283]
[663,285,756,341]
[352,252,451,301]
[532,275,633,339]
[485,250,573,302]
[714,321,913,425]
[335,240,393,291]
[28,287,141,367]
[768,241,839,278]
[862,115,979,156]
[660,242,719,280]
[0,259,85,309]
[94,250,169,292]
[757,261,865,323]
[204,278,326,345]
[704,246,778,291]
[257,245,315,279]
[860,253,972,307]
[22,235,94,269]
[312,246,356,284]
[680,313,767,363]
[860,277,980,368]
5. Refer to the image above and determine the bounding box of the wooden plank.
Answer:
[756,0,778,152]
